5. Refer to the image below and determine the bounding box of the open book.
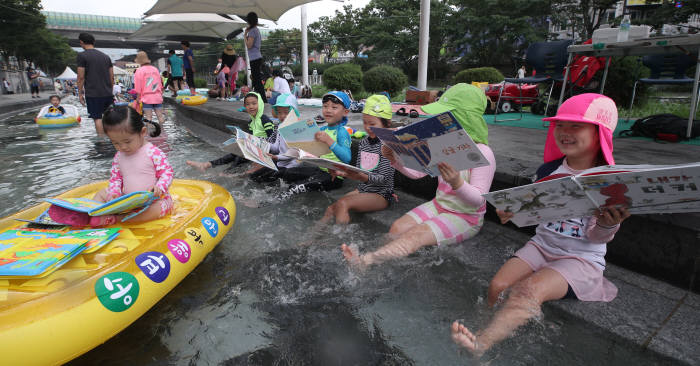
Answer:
[277,118,331,157]
[220,125,277,170]
[484,163,700,227]
[45,191,156,222]
[370,111,489,177]
[0,229,89,277]
[282,148,371,175]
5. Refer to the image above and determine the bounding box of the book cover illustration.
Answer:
[371,112,489,177]
[45,191,155,218]
[278,119,331,157]
[234,127,277,171]
[221,125,243,156]
[484,163,700,227]
[0,229,89,277]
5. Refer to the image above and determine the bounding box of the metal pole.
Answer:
[301,4,309,86]
[558,52,573,106]
[599,57,611,94]
[417,0,430,90]
[244,39,252,88]
[687,48,700,138]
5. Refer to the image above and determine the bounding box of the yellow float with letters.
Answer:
[0,179,236,365]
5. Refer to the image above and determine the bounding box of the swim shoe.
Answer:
[48,205,89,227]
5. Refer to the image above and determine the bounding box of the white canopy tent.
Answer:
[112,65,129,75]
[55,67,77,80]
[129,13,247,40]
[142,0,328,88]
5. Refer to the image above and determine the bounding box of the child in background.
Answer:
[277,91,352,200]
[49,106,172,226]
[186,92,274,171]
[132,51,165,126]
[341,84,496,268]
[47,95,66,115]
[320,94,395,225]
[451,93,630,356]
[216,65,230,100]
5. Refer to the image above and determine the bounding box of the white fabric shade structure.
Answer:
[55,67,77,80]
[144,0,318,22]
[112,66,129,75]
[129,13,247,40]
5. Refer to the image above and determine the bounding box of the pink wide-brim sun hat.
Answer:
[542,93,618,165]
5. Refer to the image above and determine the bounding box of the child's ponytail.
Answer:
[102,104,161,137]
[144,119,162,137]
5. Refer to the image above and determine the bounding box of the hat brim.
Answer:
[542,113,600,125]
[420,100,450,115]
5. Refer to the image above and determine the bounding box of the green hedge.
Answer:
[194,78,208,88]
[290,62,337,77]
[323,63,363,94]
[362,65,408,97]
[602,56,650,107]
[311,85,329,98]
[454,67,504,84]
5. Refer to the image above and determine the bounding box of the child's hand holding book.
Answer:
[314,131,335,147]
[437,162,464,190]
[595,206,630,228]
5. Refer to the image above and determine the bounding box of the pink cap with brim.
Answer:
[542,93,618,165]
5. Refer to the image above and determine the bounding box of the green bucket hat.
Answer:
[363,94,393,120]
[420,83,489,145]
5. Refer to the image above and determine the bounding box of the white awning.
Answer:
[55,67,77,80]
[129,13,246,40]
[112,65,129,75]
[144,0,323,22]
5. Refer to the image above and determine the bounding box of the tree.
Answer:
[637,0,700,32]
[445,0,551,68]
[309,5,367,58]
[260,29,302,64]
[0,0,46,61]
[552,0,619,41]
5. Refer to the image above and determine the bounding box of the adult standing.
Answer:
[26,67,40,98]
[133,51,164,125]
[167,49,184,92]
[76,32,113,135]
[244,12,267,103]
[221,44,238,95]
[181,40,195,91]
[2,78,13,94]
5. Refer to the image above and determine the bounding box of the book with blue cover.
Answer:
[277,119,332,157]
[45,191,156,222]
[371,111,489,177]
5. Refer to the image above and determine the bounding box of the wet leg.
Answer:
[452,268,568,356]
[487,257,533,307]
[332,192,387,225]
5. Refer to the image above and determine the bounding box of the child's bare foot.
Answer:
[341,243,367,270]
[450,321,485,357]
[186,160,212,172]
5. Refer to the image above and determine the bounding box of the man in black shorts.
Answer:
[76,32,113,135]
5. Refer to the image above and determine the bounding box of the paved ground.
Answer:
[0,93,54,118]
[174,107,700,365]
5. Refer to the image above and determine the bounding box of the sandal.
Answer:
[409,109,419,118]
[396,107,408,116]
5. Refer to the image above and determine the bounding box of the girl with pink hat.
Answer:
[452,93,631,356]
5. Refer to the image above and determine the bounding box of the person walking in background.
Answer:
[221,44,238,97]
[517,65,526,79]
[27,67,40,98]
[244,12,266,103]
[77,32,114,135]
[181,40,195,91]
[167,49,184,92]
[132,51,165,126]
[3,78,13,94]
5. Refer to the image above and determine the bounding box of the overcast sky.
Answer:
[40,0,371,29]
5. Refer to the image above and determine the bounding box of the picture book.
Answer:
[221,125,243,156]
[45,191,156,220]
[63,228,121,254]
[15,209,66,227]
[297,156,371,175]
[370,111,489,177]
[233,127,277,171]
[484,163,700,227]
[277,119,331,157]
[0,229,89,277]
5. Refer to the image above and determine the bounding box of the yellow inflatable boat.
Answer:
[35,105,81,128]
[0,179,236,365]
[180,95,208,106]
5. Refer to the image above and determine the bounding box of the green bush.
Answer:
[323,63,363,94]
[311,84,329,98]
[600,56,650,108]
[290,62,337,77]
[236,72,247,87]
[350,58,378,72]
[454,67,504,84]
[362,65,408,97]
[194,78,208,88]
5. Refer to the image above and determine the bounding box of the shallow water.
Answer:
[0,100,679,365]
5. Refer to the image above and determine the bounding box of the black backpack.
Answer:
[619,114,700,142]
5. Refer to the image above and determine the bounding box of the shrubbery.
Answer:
[362,65,408,97]
[323,63,363,94]
[454,67,504,84]
[600,56,650,107]
[194,78,208,88]
[311,85,329,98]
[290,62,337,77]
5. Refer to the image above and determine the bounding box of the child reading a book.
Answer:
[47,95,66,115]
[341,83,496,267]
[451,93,631,357]
[277,91,352,200]
[49,105,173,226]
[186,92,274,171]
[319,94,396,224]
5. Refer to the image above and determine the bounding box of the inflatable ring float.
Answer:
[0,179,236,365]
[35,105,81,129]
[180,95,208,106]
